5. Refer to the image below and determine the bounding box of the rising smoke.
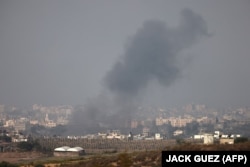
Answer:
[67,9,210,135]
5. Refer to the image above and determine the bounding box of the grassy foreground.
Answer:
[2,141,250,167]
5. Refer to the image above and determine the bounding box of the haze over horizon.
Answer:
[1,0,250,109]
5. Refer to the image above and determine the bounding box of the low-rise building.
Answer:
[203,134,214,144]
[220,138,234,144]
[155,133,163,140]
[173,130,183,136]
[54,146,85,157]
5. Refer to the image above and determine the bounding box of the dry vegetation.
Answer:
[56,142,250,167]
[46,142,250,167]
[0,152,44,163]
[1,141,250,167]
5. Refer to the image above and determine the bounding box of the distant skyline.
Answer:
[1,0,250,108]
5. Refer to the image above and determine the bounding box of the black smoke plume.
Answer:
[67,9,210,135]
[104,9,209,96]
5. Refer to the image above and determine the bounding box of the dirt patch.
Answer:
[0,151,45,163]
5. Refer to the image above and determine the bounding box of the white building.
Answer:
[54,146,85,157]
[173,130,183,136]
[155,133,163,140]
[106,132,124,139]
[203,134,214,144]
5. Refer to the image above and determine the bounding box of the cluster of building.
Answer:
[31,104,72,127]
[193,131,241,145]
[0,104,74,144]
[155,116,194,127]
[65,129,164,141]
[0,103,250,143]
[0,104,72,131]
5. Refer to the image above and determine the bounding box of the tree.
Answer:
[118,152,132,167]
[17,140,41,151]
[17,141,33,151]
[0,161,18,167]
[185,121,199,136]
[34,164,45,167]
[0,135,11,142]
[176,138,185,145]
[235,137,248,143]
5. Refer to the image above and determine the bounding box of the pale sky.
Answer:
[0,0,250,109]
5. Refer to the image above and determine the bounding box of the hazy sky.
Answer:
[0,0,250,108]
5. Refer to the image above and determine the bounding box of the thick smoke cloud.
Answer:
[104,8,209,97]
[67,9,209,135]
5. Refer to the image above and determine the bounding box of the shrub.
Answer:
[235,137,248,143]
[118,152,132,167]
[34,164,45,167]
[0,161,18,167]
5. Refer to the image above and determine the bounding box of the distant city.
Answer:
[0,103,250,143]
